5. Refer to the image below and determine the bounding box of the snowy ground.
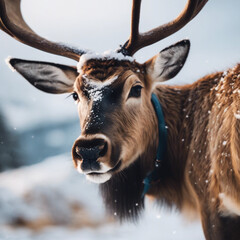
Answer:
[0,154,204,240]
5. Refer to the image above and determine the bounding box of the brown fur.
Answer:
[73,60,240,239]
[9,56,240,239]
[151,64,240,239]
[2,1,236,237]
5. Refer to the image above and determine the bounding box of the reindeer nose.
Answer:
[72,138,108,172]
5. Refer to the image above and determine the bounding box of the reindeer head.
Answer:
[1,0,207,183]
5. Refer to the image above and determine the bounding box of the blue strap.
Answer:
[142,93,167,198]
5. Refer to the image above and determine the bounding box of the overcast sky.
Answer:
[0,0,240,129]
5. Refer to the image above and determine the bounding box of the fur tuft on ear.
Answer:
[145,39,190,82]
[7,58,78,94]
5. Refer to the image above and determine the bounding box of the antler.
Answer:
[0,0,85,61]
[119,0,208,56]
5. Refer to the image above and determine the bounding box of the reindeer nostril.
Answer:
[72,138,110,172]
[75,146,83,159]
[99,142,108,157]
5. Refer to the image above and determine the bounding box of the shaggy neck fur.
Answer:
[100,83,187,221]
[100,158,146,221]
[100,72,224,222]
[149,85,190,208]
[100,123,158,221]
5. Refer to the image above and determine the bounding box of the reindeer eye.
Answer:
[128,85,143,98]
[72,92,79,101]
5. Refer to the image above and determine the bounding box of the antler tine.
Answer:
[121,0,208,56]
[129,0,141,48]
[0,0,85,61]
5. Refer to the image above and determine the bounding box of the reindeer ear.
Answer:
[6,58,78,94]
[145,39,190,82]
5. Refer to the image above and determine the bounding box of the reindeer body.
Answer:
[2,0,240,239]
[78,58,240,239]
[151,64,240,239]
[6,48,240,240]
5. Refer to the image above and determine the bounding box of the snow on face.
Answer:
[88,88,103,102]
[77,50,134,74]
[82,75,118,103]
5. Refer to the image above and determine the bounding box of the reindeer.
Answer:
[1,0,240,239]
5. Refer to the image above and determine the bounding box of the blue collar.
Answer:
[142,93,168,197]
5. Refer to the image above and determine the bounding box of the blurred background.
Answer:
[0,0,239,239]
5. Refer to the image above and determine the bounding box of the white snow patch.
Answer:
[0,154,105,226]
[77,50,134,73]
[234,113,240,119]
[0,154,204,239]
[86,75,119,102]
[89,88,103,102]
[222,141,227,146]
[223,70,228,77]
[87,75,118,88]
[219,193,240,216]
